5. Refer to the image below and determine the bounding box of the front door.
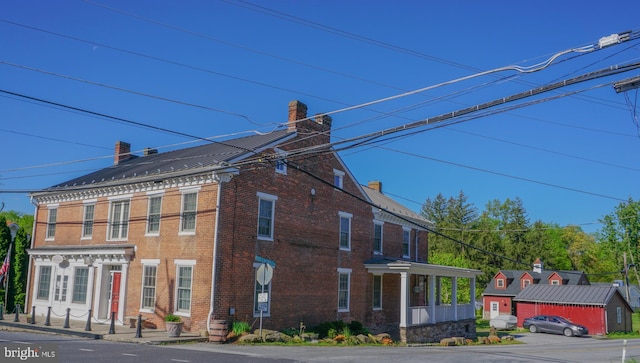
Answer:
[109,272,121,316]
[490,301,499,319]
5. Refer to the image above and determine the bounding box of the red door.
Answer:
[110,272,121,315]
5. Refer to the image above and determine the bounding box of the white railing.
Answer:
[408,303,475,326]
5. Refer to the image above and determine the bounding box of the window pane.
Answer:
[72,268,89,303]
[83,204,94,237]
[340,217,350,248]
[142,265,157,309]
[374,224,382,253]
[37,266,52,300]
[402,230,410,257]
[338,273,350,310]
[47,208,57,238]
[373,275,382,309]
[110,201,130,239]
[176,266,192,312]
[258,199,273,238]
[147,196,162,233]
[181,193,197,232]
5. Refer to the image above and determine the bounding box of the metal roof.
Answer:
[482,269,587,297]
[361,185,433,229]
[36,130,292,192]
[513,285,620,306]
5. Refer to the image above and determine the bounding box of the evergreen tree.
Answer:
[10,227,29,313]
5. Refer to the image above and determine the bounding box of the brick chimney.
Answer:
[368,180,382,193]
[114,141,132,165]
[288,100,308,133]
[144,147,158,156]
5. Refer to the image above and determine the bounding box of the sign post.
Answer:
[256,263,273,338]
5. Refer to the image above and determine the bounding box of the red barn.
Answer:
[514,285,633,335]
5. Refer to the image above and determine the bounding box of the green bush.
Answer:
[232,321,250,336]
[164,314,181,322]
[312,320,346,338]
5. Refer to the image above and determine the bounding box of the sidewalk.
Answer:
[0,312,209,345]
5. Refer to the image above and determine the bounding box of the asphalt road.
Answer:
[2,330,640,363]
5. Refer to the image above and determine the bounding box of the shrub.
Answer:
[164,314,181,322]
[232,321,250,336]
[312,320,346,338]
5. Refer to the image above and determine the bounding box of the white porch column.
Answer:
[118,262,129,324]
[470,277,476,318]
[428,275,436,324]
[452,276,458,321]
[399,271,408,328]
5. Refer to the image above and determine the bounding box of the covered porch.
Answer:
[365,258,482,343]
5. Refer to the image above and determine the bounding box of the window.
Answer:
[522,279,531,288]
[373,275,382,310]
[72,267,89,304]
[175,261,194,314]
[402,228,411,258]
[617,307,622,324]
[36,266,52,300]
[46,207,57,240]
[497,279,505,288]
[146,195,163,234]
[54,274,68,302]
[333,169,345,188]
[253,263,274,316]
[257,192,277,240]
[180,191,198,233]
[551,280,560,285]
[82,203,95,238]
[109,199,130,240]
[339,212,352,250]
[141,261,158,310]
[373,221,383,254]
[274,148,287,175]
[338,268,351,312]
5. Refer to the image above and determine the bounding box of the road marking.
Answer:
[14,341,31,344]
[122,353,138,357]
[79,348,93,352]
[170,359,190,362]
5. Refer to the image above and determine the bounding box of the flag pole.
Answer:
[3,243,11,314]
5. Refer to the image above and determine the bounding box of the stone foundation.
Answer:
[400,319,476,344]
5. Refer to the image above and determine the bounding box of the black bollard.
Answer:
[63,308,70,328]
[85,309,92,331]
[44,307,51,326]
[108,311,115,334]
[30,306,36,324]
[135,314,142,338]
[14,304,20,322]
[0,304,4,320]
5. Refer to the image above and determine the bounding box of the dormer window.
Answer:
[522,279,531,289]
[551,280,560,285]
[496,279,505,288]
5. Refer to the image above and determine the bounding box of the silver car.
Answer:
[489,315,518,330]
[523,315,589,337]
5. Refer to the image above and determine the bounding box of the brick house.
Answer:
[481,258,589,319]
[26,100,480,343]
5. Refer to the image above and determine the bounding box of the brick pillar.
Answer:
[114,141,131,165]
[288,100,308,132]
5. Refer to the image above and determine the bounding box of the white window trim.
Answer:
[373,274,383,310]
[339,212,352,251]
[81,201,96,240]
[145,193,164,236]
[174,259,196,317]
[333,169,345,189]
[373,220,383,255]
[402,227,411,259]
[140,259,160,313]
[179,187,200,235]
[257,192,278,241]
[274,148,287,175]
[45,204,59,241]
[337,268,352,312]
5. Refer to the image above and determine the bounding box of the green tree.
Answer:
[484,198,530,269]
[10,227,30,312]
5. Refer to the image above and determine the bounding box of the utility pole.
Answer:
[624,252,631,303]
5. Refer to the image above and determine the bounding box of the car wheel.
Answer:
[563,328,573,337]
[529,325,538,333]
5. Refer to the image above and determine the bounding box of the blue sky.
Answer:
[1,0,639,234]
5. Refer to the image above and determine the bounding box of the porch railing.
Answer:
[408,303,475,326]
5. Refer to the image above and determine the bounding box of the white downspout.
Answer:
[207,178,223,333]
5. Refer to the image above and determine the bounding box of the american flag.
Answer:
[0,244,11,286]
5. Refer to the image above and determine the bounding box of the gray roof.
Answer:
[513,285,620,306]
[38,130,292,192]
[482,269,587,297]
[361,185,432,229]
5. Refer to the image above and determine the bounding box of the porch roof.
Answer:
[364,257,481,278]
[27,244,135,263]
